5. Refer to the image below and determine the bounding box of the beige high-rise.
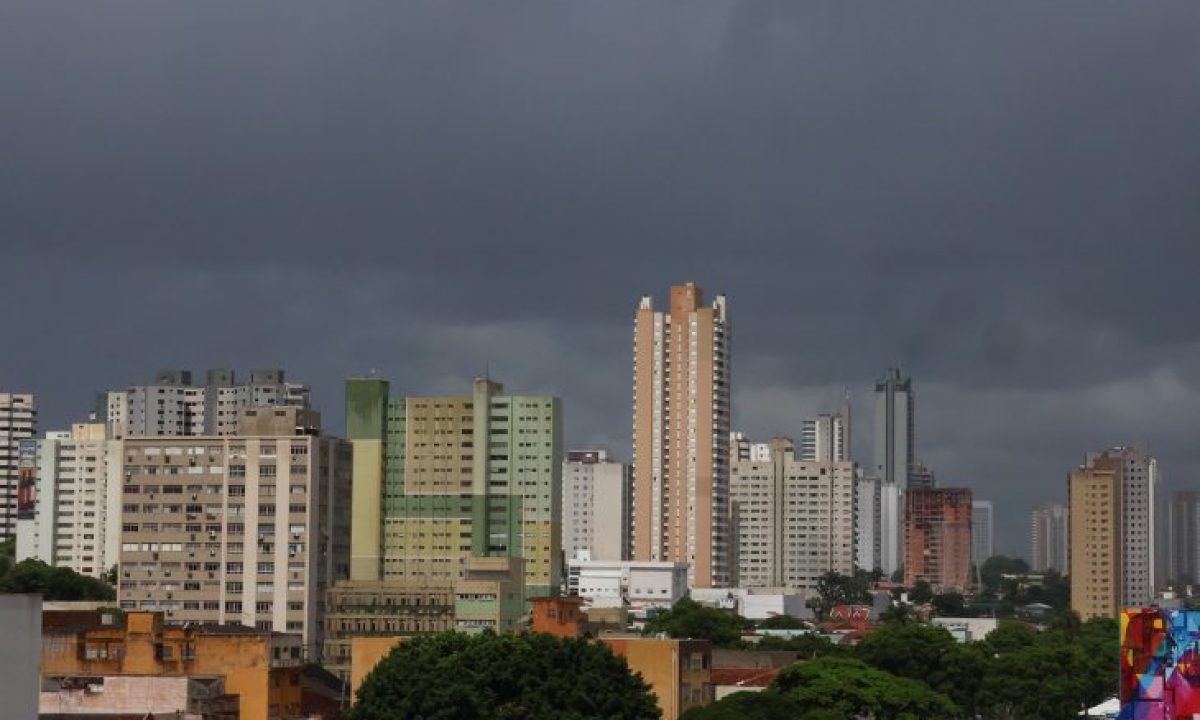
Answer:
[1069,457,1121,620]
[1068,446,1158,620]
[632,283,731,588]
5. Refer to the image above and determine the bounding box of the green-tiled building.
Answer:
[345,377,563,600]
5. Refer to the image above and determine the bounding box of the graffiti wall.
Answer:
[1119,608,1200,719]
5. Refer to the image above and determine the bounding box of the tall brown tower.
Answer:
[632,283,731,587]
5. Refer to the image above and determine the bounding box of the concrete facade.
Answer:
[343,377,563,598]
[633,283,731,588]
[799,400,850,462]
[1166,491,1200,586]
[567,557,689,610]
[729,439,855,591]
[1,392,37,540]
[562,450,631,562]
[105,368,309,438]
[971,500,994,567]
[0,594,41,720]
[872,368,913,488]
[1069,446,1159,619]
[41,610,305,720]
[15,422,123,578]
[602,636,714,720]
[39,675,234,719]
[1069,459,1121,620]
[116,407,352,657]
[1031,502,1069,573]
[322,581,454,678]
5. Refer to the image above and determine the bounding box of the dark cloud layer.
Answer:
[3,1,1199,555]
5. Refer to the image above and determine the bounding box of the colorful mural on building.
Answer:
[1119,608,1200,719]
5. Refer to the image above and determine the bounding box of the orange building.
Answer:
[41,610,321,720]
[602,636,714,719]
[530,596,585,638]
[632,283,732,588]
[904,487,973,592]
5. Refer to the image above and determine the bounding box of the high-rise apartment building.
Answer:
[1166,491,1200,587]
[730,438,855,590]
[1,393,37,541]
[343,377,562,595]
[15,422,123,578]
[854,476,904,575]
[971,500,994,567]
[1030,502,1069,573]
[562,450,631,562]
[907,463,935,490]
[904,487,972,592]
[1068,446,1158,619]
[730,432,770,463]
[799,399,851,463]
[1069,459,1121,620]
[117,407,351,658]
[105,369,309,438]
[323,378,560,675]
[873,368,913,488]
[633,283,731,588]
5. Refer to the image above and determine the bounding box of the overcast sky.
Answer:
[3,1,1199,556]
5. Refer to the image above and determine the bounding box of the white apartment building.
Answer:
[1031,502,1069,573]
[117,407,350,658]
[730,439,855,591]
[853,475,904,576]
[1,393,37,541]
[566,553,689,610]
[799,403,850,462]
[731,432,771,463]
[562,450,631,562]
[972,500,994,567]
[15,422,123,578]
[106,369,309,438]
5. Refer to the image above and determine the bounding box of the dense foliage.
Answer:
[0,549,116,601]
[685,610,1118,720]
[642,597,751,646]
[809,570,876,620]
[350,631,661,720]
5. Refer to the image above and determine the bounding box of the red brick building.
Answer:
[904,487,973,592]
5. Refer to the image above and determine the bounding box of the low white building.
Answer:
[931,616,999,642]
[690,587,810,620]
[567,552,688,610]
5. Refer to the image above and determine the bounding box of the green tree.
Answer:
[980,621,1039,656]
[678,691,803,720]
[0,559,115,600]
[931,591,965,616]
[773,656,957,720]
[0,537,14,579]
[350,632,660,720]
[979,555,1030,596]
[977,639,1094,719]
[856,622,957,680]
[908,580,934,604]
[753,633,847,658]
[811,570,874,619]
[879,602,916,626]
[757,614,804,630]
[642,598,750,646]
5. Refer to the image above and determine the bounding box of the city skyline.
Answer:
[4,1,1199,559]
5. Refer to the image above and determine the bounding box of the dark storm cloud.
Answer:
[3,0,1199,553]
